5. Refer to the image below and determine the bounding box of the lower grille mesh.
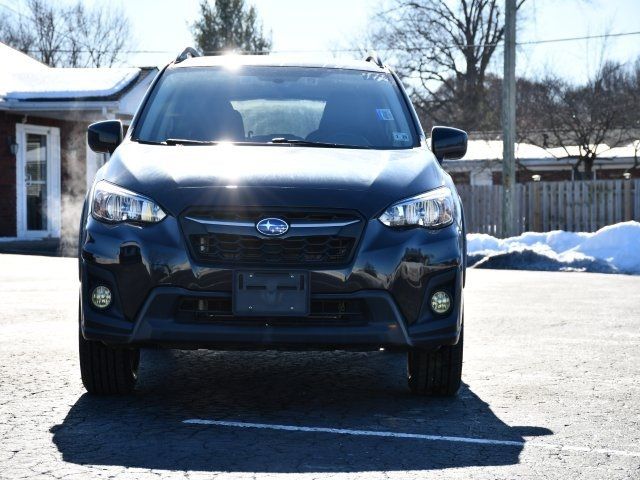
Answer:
[177,296,367,325]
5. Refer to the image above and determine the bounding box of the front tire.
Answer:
[79,330,140,395]
[407,325,463,396]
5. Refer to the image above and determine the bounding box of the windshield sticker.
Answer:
[392,132,410,142]
[376,109,394,121]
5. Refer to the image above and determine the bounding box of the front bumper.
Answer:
[80,215,464,351]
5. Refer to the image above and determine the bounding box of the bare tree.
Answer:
[0,0,65,66]
[65,3,132,67]
[624,60,640,175]
[366,0,525,131]
[521,61,638,178]
[0,12,37,57]
[0,0,133,67]
[624,141,640,176]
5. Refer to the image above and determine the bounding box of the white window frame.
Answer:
[15,124,61,239]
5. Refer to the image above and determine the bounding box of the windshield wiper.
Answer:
[270,137,371,149]
[132,138,166,146]
[164,138,218,145]
[157,137,371,148]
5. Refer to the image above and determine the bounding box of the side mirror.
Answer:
[431,126,468,162]
[88,120,123,154]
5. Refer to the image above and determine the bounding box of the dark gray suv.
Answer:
[79,50,468,396]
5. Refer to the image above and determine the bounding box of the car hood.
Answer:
[100,142,446,218]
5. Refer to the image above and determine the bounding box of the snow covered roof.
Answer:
[0,42,48,72]
[464,140,553,161]
[605,141,640,159]
[3,68,142,100]
[545,144,614,158]
[459,139,639,162]
[0,42,147,104]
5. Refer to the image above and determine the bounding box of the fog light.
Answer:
[430,290,451,315]
[91,285,112,309]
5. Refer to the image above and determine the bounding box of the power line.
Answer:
[518,30,640,46]
[0,1,26,18]
[1,1,639,57]
[17,28,640,56]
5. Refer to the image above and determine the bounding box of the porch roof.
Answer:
[1,68,141,101]
[0,42,156,118]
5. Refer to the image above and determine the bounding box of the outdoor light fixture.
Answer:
[91,285,112,309]
[430,290,451,315]
[532,174,541,182]
[7,136,18,156]
[623,172,631,180]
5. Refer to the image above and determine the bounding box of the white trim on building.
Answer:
[15,123,61,239]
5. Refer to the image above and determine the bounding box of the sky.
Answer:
[1,0,639,83]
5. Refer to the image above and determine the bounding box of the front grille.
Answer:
[190,234,356,265]
[177,296,367,325]
[182,207,363,266]
[188,208,357,223]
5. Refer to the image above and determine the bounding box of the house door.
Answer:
[16,124,61,239]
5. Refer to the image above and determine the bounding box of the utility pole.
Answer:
[502,0,517,237]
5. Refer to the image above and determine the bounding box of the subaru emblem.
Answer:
[256,217,289,236]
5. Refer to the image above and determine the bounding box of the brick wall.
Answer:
[0,112,18,236]
[0,111,88,238]
[449,171,470,185]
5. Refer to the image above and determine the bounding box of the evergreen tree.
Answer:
[191,0,272,55]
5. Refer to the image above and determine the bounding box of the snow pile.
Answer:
[467,221,640,275]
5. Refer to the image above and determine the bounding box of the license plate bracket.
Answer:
[233,271,309,316]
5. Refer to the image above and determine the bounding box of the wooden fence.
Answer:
[457,179,640,237]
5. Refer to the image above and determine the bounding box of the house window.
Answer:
[25,133,48,231]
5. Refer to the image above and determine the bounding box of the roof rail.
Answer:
[364,51,384,69]
[175,47,201,63]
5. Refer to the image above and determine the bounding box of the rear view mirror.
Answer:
[88,120,123,154]
[431,126,468,162]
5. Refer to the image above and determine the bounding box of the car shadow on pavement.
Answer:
[51,348,552,473]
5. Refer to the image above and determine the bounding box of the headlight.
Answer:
[91,180,166,224]
[379,186,455,229]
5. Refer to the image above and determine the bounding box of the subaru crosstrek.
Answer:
[79,50,468,396]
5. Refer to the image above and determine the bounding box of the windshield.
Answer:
[133,66,418,149]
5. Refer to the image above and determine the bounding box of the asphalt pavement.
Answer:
[0,253,639,479]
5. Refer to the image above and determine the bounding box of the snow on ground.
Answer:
[467,221,640,275]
